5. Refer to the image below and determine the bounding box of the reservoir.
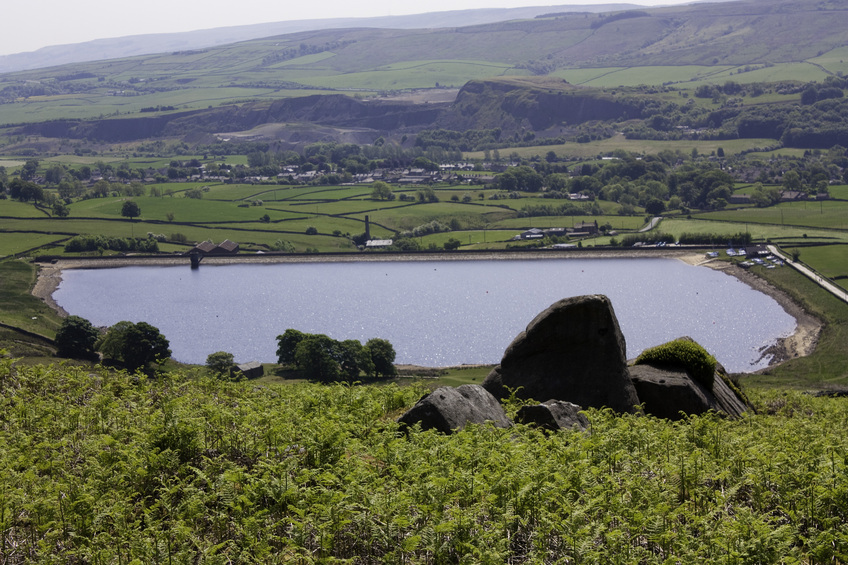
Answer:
[52,257,796,372]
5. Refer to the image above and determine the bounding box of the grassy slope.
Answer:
[2,361,847,562]
[743,264,848,388]
[0,260,62,350]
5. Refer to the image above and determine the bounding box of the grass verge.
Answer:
[742,264,848,389]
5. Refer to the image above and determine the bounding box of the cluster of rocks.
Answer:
[398,295,750,434]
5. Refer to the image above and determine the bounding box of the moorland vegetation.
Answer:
[3,0,848,560]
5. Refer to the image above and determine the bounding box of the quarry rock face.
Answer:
[482,295,640,413]
[397,384,511,434]
[515,400,590,432]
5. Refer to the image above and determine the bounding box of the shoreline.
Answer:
[32,250,822,372]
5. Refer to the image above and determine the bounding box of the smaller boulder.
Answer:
[629,364,749,419]
[630,337,750,419]
[516,400,589,432]
[397,384,511,434]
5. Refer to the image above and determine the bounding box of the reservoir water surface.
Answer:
[53,257,796,372]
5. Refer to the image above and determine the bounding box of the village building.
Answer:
[729,193,752,205]
[365,239,393,249]
[745,244,770,257]
[573,221,599,235]
[187,239,240,255]
[513,228,545,241]
[232,361,264,380]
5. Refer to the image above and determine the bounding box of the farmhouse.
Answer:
[232,361,264,380]
[573,221,599,235]
[779,190,808,202]
[729,193,752,205]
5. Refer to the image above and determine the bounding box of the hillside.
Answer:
[2,359,848,562]
[0,4,640,73]
[2,0,848,153]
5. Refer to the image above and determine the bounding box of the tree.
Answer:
[45,164,66,185]
[782,170,803,192]
[121,200,140,220]
[206,351,236,377]
[10,179,43,203]
[20,159,39,181]
[644,198,666,215]
[52,201,70,218]
[444,238,461,250]
[276,329,306,366]
[55,315,99,360]
[338,339,373,381]
[123,322,170,372]
[97,321,170,372]
[366,338,396,377]
[370,181,393,200]
[295,334,340,381]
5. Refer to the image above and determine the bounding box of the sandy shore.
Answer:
[32,249,822,371]
[698,258,821,368]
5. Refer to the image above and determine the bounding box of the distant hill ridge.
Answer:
[0,4,640,73]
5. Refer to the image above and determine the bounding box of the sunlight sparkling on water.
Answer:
[53,258,796,372]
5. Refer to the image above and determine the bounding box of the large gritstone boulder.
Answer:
[482,295,640,413]
[515,400,590,432]
[397,384,512,434]
[629,336,750,419]
[629,363,750,420]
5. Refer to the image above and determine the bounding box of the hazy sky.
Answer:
[1,0,695,57]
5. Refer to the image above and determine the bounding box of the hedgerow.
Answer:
[1,355,847,563]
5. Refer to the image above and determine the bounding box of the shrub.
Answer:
[635,338,717,389]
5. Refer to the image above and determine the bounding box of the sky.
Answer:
[0,0,696,57]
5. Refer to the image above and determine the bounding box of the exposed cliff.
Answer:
[439,78,644,134]
[16,78,649,145]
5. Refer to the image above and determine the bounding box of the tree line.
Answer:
[276,329,396,382]
[54,316,399,382]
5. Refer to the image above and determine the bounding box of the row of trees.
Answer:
[56,317,399,383]
[55,316,171,372]
[276,329,396,382]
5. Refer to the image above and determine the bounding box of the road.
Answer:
[639,216,662,232]
[768,245,848,304]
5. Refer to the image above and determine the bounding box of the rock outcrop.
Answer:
[482,295,640,413]
[629,363,749,419]
[397,384,511,434]
[400,297,752,433]
[516,400,590,432]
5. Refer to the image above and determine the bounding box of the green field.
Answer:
[465,137,780,160]
[700,200,848,231]
[297,60,519,90]
[782,244,848,290]
[659,217,848,245]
